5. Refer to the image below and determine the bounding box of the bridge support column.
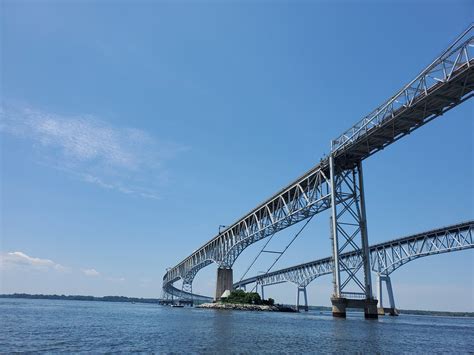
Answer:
[385,275,396,315]
[377,273,398,316]
[296,286,308,312]
[329,157,377,319]
[260,284,265,300]
[215,267,233,300]
[182,280,194,306]
[331,297,378,318]
[331,297,347,317]
[377,274,384,315]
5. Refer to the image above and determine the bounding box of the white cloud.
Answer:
[0,251,132,296]
[0,251,67,272]
[82,268,100,277]
[0,104,187,199]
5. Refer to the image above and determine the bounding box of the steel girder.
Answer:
[162,279,213,303]
[162,162,333,288]
[370,221,474,275]
[234,221,474,289]
[162,26,474,300]
[331,25,474,169]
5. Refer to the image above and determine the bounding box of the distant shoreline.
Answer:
[1,293,473,317]
[0,293,162,304]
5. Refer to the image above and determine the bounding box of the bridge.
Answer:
[233,221,473,314]
[162,25,474,318]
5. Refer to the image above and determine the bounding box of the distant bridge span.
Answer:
[233,221,473,312]
[162,26,474,315]
[234,221,473,288]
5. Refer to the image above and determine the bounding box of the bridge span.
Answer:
[162,25,474,317]
[234,221,473,314]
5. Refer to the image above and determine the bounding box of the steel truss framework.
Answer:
[163,26,474,301]
[329,159,372,299]
[234,221,473,289]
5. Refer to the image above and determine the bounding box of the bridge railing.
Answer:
[331,24,473,153]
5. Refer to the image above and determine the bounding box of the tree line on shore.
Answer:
[0,293,160,304]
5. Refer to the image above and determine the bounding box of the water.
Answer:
[1,298,473,353]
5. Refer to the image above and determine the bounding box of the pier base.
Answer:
[377,307,399,316]
[331,297,347,317]
[215,267,233,300]
[331,297,378,319]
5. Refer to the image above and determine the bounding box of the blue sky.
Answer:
[1,1,472,311]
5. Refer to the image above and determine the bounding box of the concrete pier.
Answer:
[364,299,378,319]
[331,297,348,317]
[331,297,378,319]
[296,286,309,312]
[377,307,399,316]
[215,267,233,300]
[376,274,398,316]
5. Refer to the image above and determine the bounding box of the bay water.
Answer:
[1,298,473,353]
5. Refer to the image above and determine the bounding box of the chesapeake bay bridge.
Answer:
[162,25,474,318]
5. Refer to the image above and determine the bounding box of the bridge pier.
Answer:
[260,284,265,300]
[296,286,308,312]
[331,297,378,318]
[329,158,377,319]
[215,267,233,300]
[377,273,398,316]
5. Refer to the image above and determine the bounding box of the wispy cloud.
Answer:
[0,104,187,199]
[1,251,125,284]
[82,268,100,277]
[0,251,68,272]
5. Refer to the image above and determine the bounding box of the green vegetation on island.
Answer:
[220,290,275,306]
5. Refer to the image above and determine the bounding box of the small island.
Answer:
[197,290,296,312]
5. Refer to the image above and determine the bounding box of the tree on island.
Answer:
[220,290,274,306]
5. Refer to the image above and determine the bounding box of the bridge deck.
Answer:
[335,63,474,169]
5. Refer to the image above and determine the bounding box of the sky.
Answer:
[0,0,473,311]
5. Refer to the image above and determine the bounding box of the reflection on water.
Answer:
[1,298,473,352]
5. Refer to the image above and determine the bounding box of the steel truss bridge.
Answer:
[233,221,473,312]
[162,26,474,316]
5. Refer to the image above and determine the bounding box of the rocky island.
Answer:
[196,290,296,312]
